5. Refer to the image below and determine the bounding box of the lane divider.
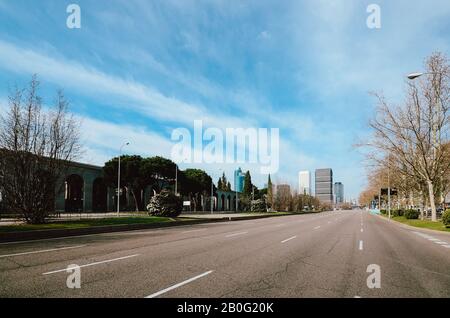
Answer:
[146,270,214,298]
[0,245,86,259]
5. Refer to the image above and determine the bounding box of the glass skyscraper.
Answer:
[234,167,245,193]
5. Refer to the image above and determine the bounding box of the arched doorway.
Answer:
[65,174,84,212]
[227,195,231,211]
[92,178,107,212]
[221,194,225,211]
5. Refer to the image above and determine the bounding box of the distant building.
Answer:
[315,168,333,204]
[234,167,245,193]
[334,182,344,204]
[298,171,311,195]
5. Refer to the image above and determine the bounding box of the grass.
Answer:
[381,214,450,232]
[0,216,175,233]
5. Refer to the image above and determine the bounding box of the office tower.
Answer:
[334,182,344,204]
[234,167,245,193]
[299,171,311,195]
[315,168,333,203]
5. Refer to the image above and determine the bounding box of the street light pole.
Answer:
[388,154,391,219]
[117,142,130,217]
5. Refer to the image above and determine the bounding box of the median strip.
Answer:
[42,254,140,275]
[145,270,213,298]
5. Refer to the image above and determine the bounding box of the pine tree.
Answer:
[243,170,252,197]
[267,174,273,208]
[227,182,231,191]
[217,178,223,191]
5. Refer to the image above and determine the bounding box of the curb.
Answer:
[0,212,303,243]
[373,213,450,236]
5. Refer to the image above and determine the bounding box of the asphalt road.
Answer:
[0,210,449,298]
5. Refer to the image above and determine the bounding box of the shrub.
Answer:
[392,209,404,217]
[251,199,267,212]
[442,209,450,227]
[147,189,182,217]
[404,209,420,219]
[380,209,386,215]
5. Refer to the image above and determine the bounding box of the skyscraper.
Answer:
[334,182,344,204]
[315,168,333,204]
[234,167,245,193]
[298,171,311,195]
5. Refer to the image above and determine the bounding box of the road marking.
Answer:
[359,240,363,250]
[0,245,86,259]
[145,270,213,298]
[275,223,286,227]
[412,231,450,249]
[361,229,364,233]
[43,254,140,275]
[181,229,206,234]
[327,221,331,224]
[314,226,321,230]
[225,231,248,238]
[281,236,297,243]
[354,295,362,298]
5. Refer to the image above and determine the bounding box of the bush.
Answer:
[251,199,267,212]
[380,209,387,215]
[147,189,182,217]
[404,209,420,219]
[392,209,404,217]
[442,209,450,227]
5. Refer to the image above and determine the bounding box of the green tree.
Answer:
[267,174,273,209]
[140,156,177,193]
[180,169,213,211]
[103,155,144,211]
[243,170,253,197]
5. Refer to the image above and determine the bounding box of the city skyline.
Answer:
[0,1,449,199]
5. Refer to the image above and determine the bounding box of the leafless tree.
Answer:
[0,75,81,224]
[361,53,450,221]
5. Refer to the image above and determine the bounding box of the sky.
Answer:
[0,0,449,200]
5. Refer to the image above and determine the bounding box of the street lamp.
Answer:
[117,142,130,217]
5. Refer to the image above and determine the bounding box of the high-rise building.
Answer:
[298,171,311,195]
[234,167,245,193]
[315,168,333,204]
[334,182,344,204]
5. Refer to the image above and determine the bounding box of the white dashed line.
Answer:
[181,229,206,234]
[43,254,140,275]
[225,231,248,238]
[412,231,450,249]
[0,245,86,259]
[314,226,321,230]
[281,236,297,243]
[360,229,364,233]
[145,270,213,298]
[359,240,363,250]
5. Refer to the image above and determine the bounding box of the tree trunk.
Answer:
[427,180,437,222]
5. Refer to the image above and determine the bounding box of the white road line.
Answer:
[327,221,331,224]
[225,231,248,238]
[43,254,140,275]
[314,226,321,230]
[360,229,364,233]
[181,229,206,234]
[281,236,297,243]
[359,240,363,250]
[434,241,448,245]
[0,245,86,259]
[275,224,286,227]
[443,245,450,248]
[145,270,213,298]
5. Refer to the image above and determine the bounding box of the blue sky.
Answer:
[0,0,449,200]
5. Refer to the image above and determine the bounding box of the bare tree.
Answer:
[361,53,450,221]
[0,75,81,224]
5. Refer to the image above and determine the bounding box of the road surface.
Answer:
[0,210,449,297]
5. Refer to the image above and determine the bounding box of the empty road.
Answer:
[0,210,449,298]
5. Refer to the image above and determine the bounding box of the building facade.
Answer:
[298,170,311,195]
[334,182,344,204]
[234,167,245,193]
[315,168,333,204]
